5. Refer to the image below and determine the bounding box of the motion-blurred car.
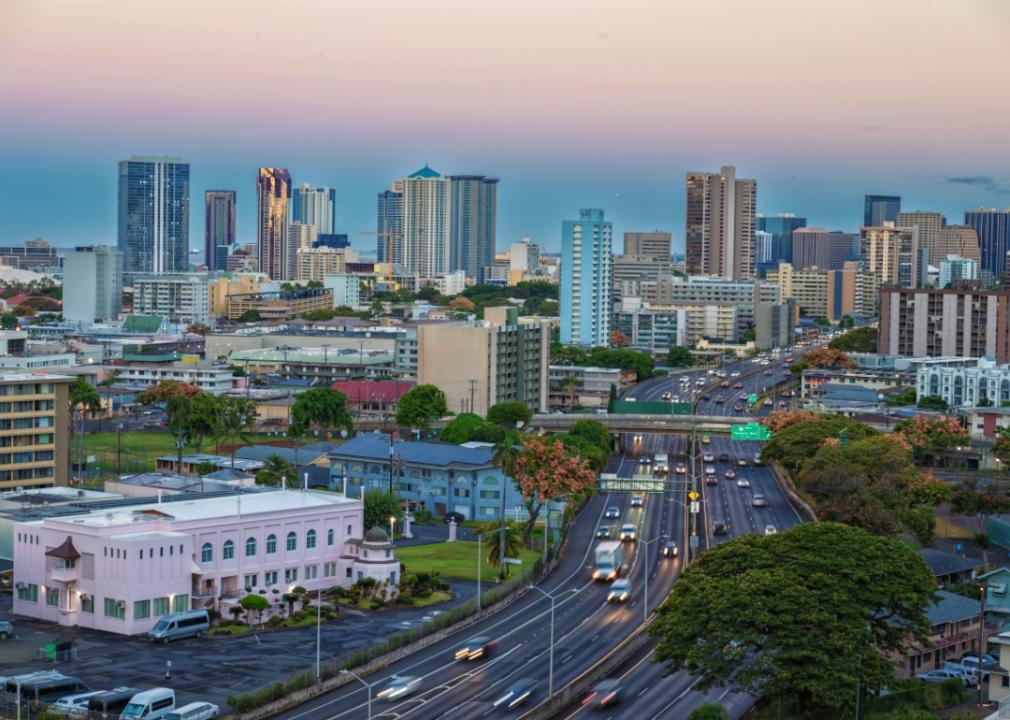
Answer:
[712,521,729,535]
[701,435,711,444]
[377,676,422,700]
[675,464,686,475]
[662,541,679,557]
[605,506,620,519]
[736,478,751,488]
[607,578,631,603]
[752,494,767,508]
[630,495,643,507]
[596,526,611,539]
[737,458,748,467]
[733,404,744,412]
[764,525,777,536]
[454,636,497,661]
[582,680,621,709]
[703,453,715,463]
[724,470,736,479]
[619,523,637,541]
[492,678,538,710]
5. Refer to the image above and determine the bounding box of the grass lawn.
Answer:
[395,541,541,583]
[403,590,452,607]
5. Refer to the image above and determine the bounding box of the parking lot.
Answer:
[0,581,476,710]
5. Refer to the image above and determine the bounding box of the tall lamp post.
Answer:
[528,585,578,697]
[340,669,373,720]
[641,535,661,623]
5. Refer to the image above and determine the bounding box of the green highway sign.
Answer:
[747,394,758,405]
[612,400,694,415]
[731,422,772,441]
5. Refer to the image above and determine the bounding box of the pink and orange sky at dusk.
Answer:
[2,0,1009,253]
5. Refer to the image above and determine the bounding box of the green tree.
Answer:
[666,346,694,368]
[363,490,401,533]
[195,461,218,476]
[917,395,949,411]
[0,313,19,329]
[886,389,917,406]
[440,413,485,444]
[236,309,262,323]
[839,314,855,329]
[483,522,522,576]
[687,705,729,720]
[761,415,877,473]
[650,523,935,716]
[187,393,223,451]
[213,397,256,466]
[395,384,448,435]
[829,326,877,352]
[290,387,353,437]
[239,593,270,626]
[256,455,296,487]
[69,378,101,481]
[166,394,194,473]
[487,401,532,429]
[607,383,617,413]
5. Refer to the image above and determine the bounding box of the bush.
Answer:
[267,615,284,627]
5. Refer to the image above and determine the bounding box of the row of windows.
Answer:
[16,532,41,545]
[0,417,54,431]
[200,527,346,563]
[0,383,54,396]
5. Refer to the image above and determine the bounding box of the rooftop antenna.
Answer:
[281,475,287,490]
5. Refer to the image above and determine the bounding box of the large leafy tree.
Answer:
[893,415,970,458]
[166,394,194,472]
[440,413,485,444]
[557,419,612,471]
[290,387,353,438]
[363,490,401,533]
[666,346,694,368]
[214,397,256,467]
[395,384,448,435]
[487,401,532,429]
[187,393,223,452]
[760,415,877,473]
[135,380,202,405]
[650,523,935,716]
[829,325,877,352]
[803,346,856,369]
[69,378,101,481]
[511,435,596,542]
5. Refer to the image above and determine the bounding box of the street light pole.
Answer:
[315,587,321,680]
[528,585,578,697]
[340,669,372,720]
[641,536,660,623]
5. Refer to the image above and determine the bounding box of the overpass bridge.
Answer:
[530,412,740,434]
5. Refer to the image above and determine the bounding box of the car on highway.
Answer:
[596,526,611,539]
[662,540,679,557]
[582,680,622,709]
[720,380,731,388]
[713,521,729,535]
[704,465,715,476]
[702,435,711,444]
[753,453,763,465]
[605,506,620,519]
[632,433,643,443]
[378,676,422,700]
[675,463,686,475]
[607,578,631,603]
[660,391,673,401]
[492,678,538,710]
[764,524,777,535]
[734,383,744,389]
[639,456,651,466]
[714,396,725,404]
[718,452,729,462]
[752,494,767,507]
[764,370,773,375]
[703,453,714,462]
[619,523,637,541]
[454,635,497,661]
[737,457,748,466]
[733,404,744,411]
[630,495,643,507]
[701,394,711,401]
[763,399,773,406]
[736,477,751,488]
[724,469,736,479]
[730,371,741,377]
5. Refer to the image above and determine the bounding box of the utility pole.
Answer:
[979,582,987,706]
[468,379,477,416]
[115,421,123,476]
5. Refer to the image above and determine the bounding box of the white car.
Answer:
[48,692,102,718]
[607,578,631,603]
[378,675,423,700]
[165,702,220,720]
[703,453,715,463]
[630,495,644,507]
[764,525,777,536]
[620,523,637,541]
[704,466,716,476]
[736,478,751,488]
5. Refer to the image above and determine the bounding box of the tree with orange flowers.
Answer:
[136,380,203,405]
[511,434,597,543]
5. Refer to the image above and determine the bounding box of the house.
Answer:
[901,590,983,678]
[11,490,395,635]
[155,454,264,476]
[982,567,1010,632]
[918,548,984,588]
[329,433,526,522]
[234,442,338,470]
[331,379,413,417]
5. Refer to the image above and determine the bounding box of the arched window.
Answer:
[286,531,297,551]
[201,543,213,563]
[306,529,317,549]
[327,529,334,546]
[223,540,234,560]
[245,537,257,557]
[347,524,352,536]
[266,534,277,554]
[929,374,940,396]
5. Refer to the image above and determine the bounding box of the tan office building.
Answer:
[295,247,359,282]
[768,261,878,321]
[416,307,549,416]
[935,225,981,265]
[685,166,757,279]
[860,222,925,288]
[896,211,945,265]
[0,374,72,490]
[623,231,672,260]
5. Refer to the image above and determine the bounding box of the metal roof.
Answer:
[917,548,983,577]
[927,590,982,626]
[330,433,497,468]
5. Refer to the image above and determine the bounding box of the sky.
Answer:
[1,0,1009,257]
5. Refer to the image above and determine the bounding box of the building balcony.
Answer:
[48,565,80,584]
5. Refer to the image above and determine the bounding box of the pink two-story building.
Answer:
[12,490,399,635]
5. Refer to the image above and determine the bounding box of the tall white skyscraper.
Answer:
[63,246,123,324]
[292,184,336,235]
[400,165,451,278]
[118,156,190,274]
[685,165,757,279]
[561,209,612,346]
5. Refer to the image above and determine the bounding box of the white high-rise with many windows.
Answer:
[400,166,451,278]
[292,184,336,235]
[560,209,612,346]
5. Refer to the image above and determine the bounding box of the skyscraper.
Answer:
[685,166,757,279]
[400,165,450,278]
[292,184,337,235]
[624,231,672,260]
[896,211,946,265]
[256,167,293,280]
[117,156,190,274]
[964,208,1010,276]
[863,194,901,227]
[935,225,981,265]
[204,190,236,271]
[63,246,123,324]
[754,213,806,270]
[376,190,403,265]
[791,228,856,270]
[860,222,925,288]
[448,175,498,281]
[561,209,612,346]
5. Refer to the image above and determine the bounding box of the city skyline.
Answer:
[2,0,1009,255]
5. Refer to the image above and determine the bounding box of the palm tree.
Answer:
[256,455,296,487]
[483,523,522,577]
[214,398,255,467]
[69,378,101,483]
[166,395,194,474]
[492,433,523,578]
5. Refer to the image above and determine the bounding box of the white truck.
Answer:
[654,453,669,474]
[593,540,623,581]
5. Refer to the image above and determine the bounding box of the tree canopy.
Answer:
[135,380,203,405]
[487,401,533,429]
[666,346,694,368]
[256,455,296,486]
[760,415,877,473]
[829,326,877,353]
[512,435,596,540]
[395,384,449,434]
[650,523,936,716]
[440,413,487,444]
[551,344,657,380]
[363,490,401,532]
[893,415,970,456]
[556,419,611,470]
[290,387,353,437]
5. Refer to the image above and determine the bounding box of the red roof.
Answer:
[331,380,414,404]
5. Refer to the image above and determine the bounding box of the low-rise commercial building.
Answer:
[11,490,395,635]
[224,288,334,321]
[917,356,1010,408]
[230,347,396,383]
[295,247,359,282]
[133,274,211,324]
[113,362,235,393]
[330,434,525,521]
[331,379,413,417]
[900,590,982,679]
[547,365,631,410]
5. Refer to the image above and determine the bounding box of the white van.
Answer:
[120,688,176,719]
[165,701,219,720]
[147,610,210,643]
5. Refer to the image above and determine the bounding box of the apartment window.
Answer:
[223,540,235,560]
[201,543,213,563]
[246,537,257,557]
[153,597,169,616]
[133,600,150,620]
[285,568,298,583]
[327,529,334,546]
[104,598,125,620]
[286,532,297,551]
[306,529,316,549]
[45,588,59,607]
[266,534,277,554]
[80,596,94,613]
[324,562,337,578]
[265,571,278,586]
[173,595,188,613]
[305,565,318,580]
[17,583,38,602]
[244,574,258,590]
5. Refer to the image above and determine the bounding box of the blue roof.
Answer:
[927,590,981,626]
[235,444,333,465]
[330,433,497,468]
[409,165,441,179]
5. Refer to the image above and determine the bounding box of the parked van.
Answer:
[3,672,89,706]
[88,687,139,716]
[147,610,209,643]
[120,688,176,719]
[165,701,220,720]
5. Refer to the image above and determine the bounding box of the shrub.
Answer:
[267,615,284,627]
